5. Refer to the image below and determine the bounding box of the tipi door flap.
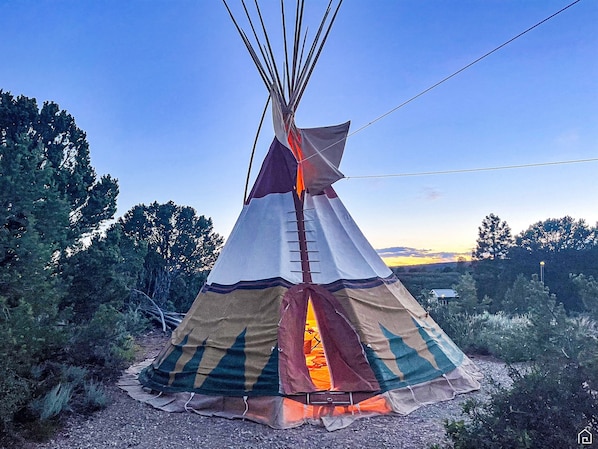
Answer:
[278,286,317,394]
[309,285,380,393]
[278,285,379,395]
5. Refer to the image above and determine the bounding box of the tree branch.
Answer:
[131,288,167,333]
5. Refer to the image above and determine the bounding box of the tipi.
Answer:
[120,1,482,430]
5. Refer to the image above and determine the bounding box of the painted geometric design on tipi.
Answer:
[171,337,207,390]
[412,317,464,368]
[252,345,280,395]
[197,329,247,395]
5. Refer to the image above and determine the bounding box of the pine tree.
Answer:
[472,213,513,261]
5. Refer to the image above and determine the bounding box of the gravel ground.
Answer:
[24,332,510,449]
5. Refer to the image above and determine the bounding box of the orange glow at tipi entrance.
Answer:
[303,298,331,391]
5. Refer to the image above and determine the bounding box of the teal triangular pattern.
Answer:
[414,317,464,368]
[171,337,208,390]
[197,328,247,396]
[251,345,280,395]
[380,324,443,389]
[363,344,402,392]
[138,334,189,390]
[161,334,189,375]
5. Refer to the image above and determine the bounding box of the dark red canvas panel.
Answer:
[246,138,298,202]
[277,285,317,394]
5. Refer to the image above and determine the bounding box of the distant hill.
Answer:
[390,260,470,272]
[390,261,471,299]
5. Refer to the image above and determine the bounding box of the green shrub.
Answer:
[80,380,109,413]
[432,310,533,360]
[69,304,135,379]
[429,308,492,354]
[440,279,598,449]
[59,365,88,387]
[477,312,533,362]
[0,368,30,433]
[0,300,136,437]
[31,383,73,421]
[0,297,67,435]
[120,306,150,336]
[444,359,598,449]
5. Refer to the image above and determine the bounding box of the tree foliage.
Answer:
[0,93,124,437]
[571,274,598,319]
[119,201,223,311]
[515,216,596,253]
[0,91,118,250]
[470,214,598,312]
[0,92,224,440]
[451,273,481,314]
[63,224,147,320]
[502,274,556,316]
[472,213,513,261]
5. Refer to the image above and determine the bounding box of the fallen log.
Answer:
[131,289,183,331]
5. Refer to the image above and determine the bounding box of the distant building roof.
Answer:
[430,289,459,299]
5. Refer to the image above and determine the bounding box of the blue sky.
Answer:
[2,0,597,265]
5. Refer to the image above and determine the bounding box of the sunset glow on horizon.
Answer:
[381,253,472,268]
